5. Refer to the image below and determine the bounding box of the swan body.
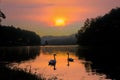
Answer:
[68,58,74,62]
[49,60,56,65]
[48,54,56,65]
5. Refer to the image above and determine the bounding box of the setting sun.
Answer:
[55,18,65,26]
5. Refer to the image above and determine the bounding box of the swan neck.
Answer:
[68,53,69,58]
[54,55,56,60]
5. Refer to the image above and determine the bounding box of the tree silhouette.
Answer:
[0,10,6,26]
[0,25,41,46]
[77,7,120,46]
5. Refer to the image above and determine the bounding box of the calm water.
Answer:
[8,45,110,80]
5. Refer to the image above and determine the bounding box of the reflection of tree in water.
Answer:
[41,46,78,54]
[76,46,120,80]
[0,46,40,62]
[0,46,41,80]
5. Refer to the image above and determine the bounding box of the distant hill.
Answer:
[41,34,77,45]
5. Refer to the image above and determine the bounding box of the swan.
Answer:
[48,54,56,65]
[67,52,74,62]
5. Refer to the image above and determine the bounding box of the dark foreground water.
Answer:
[1,45,112,80]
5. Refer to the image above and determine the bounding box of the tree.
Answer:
[77,7,120,46]
[0,10,6,26]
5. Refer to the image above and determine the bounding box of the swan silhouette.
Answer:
[48,54,56,65]
[67,52,74,62]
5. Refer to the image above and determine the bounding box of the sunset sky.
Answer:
[0,0,120,36]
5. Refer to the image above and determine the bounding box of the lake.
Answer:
[5,45,111,80]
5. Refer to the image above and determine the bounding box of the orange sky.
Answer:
[1,0,120,36]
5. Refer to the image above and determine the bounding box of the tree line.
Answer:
[77,7,120,46]
[0,25,41,46]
